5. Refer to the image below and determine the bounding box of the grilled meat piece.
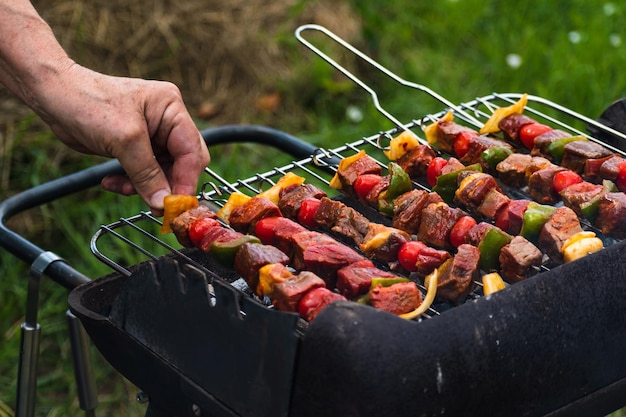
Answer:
[538,206,583,264]
[437,244,480,304]
[229,196,282,234]
[596,192,626,239]
[292,238,366,288]
[282,230,337,260]
[561,141,614,174]
[364,176,390,207]
[273,271,327,312]
[417,202,465,249]
[531,129,572,158]
[278,184,326,219]
[269,218,308,254]
[454,172,501,212]
[434,121,477,152]
[415,246,452,277]
[496,199,531,235]
[369,281,422,315]
[336,259,395,299]
[559,181,605,217]
[599,155,625,181]
[440,157,465,175]
[584,155,621,182]
[299,287,347,322]
[528,166,566,204]
[199,224,243,253]
[170,205,216,247]
[525,156,554,182]
[396,144,436,178]
[459,135,514,166]
[360,224,410,263]
[392,190,442,235]
[477,188,511,219]
[234,242,290,289]
[337,154,382,192]
[465,222,497,246]
[499,236,543,283]
[498,113,536,142]
[314,197,371,245]
[496,153,533,188]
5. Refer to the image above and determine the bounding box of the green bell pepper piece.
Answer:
[378,162,412,215]
[546,135,587,163]
[520,202,556,243]
[580,179,618,222]
[478,228,512,271]
[481,146,513,171]
[432,163,483,204]
[210,234,261,267]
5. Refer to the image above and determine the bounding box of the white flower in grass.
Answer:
[610,33,622,47]
[603,3,616,16]
[568,31,582,44]
[346,105,364,123]
[506,53,522,69]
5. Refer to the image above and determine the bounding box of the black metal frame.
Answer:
[0,125,318,417]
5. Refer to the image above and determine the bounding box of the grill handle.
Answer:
[0,124,319,289]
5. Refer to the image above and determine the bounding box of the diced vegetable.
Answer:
[160,194,199,234]
[210,235,261,267]
[378,162,412,215]
[257,172,305,203]
[254,216,282,245]
[397,241,428,272]
[579,180,618,222]
[553,170,583,193]
[519,123,553,150]
[432,163,483,204]
[478,228,512,271]
[426,156,449,187]
[384,130,420,161]
[257,263,292,297]
[546,135,587,163]
[216,192,252,222]
[562,231,603,263]
[480,93,528,135]
[424,110,454,147]
[449,216,477,248]
[481,146,514,170]
[453,131,477,158]
[353,174,384,200]
[482,272,506,295]
[298,198,321,228]
[520,202,556,243]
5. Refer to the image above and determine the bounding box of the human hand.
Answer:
[33,64,210,215]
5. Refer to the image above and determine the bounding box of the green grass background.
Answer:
[2,0,626,415]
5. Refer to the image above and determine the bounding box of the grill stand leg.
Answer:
[15,252,64,417]
[67,310,98,416]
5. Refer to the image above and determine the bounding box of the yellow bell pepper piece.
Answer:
[384,130,420,161]
[258,172,305,204]
[423,110,454,147]
[562,231,603,263]
[160,194,199,234]
[482,272,506,296]
[329,150,367,189]
[256,263,293,297]
[480,93,528,135]
[216,192,251,223]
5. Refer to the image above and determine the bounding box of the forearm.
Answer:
[0,1,74,112]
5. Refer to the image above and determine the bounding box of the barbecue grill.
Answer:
[2,24,626,417]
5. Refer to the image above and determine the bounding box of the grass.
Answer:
[2,0,626,415]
